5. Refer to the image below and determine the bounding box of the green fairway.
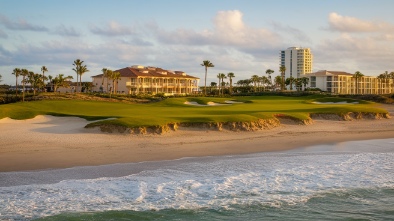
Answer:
[0,96,388,128]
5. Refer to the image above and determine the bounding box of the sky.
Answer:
[1,0,394,85]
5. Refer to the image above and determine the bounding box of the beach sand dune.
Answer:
[1,104,394,172]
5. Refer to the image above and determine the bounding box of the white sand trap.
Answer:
[313,101,358,104]
[207,102,229,106]
[225,100,243,104]
[184,101,207,106]
[184,101,229,106]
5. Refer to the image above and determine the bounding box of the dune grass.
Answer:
[0,95,388,128]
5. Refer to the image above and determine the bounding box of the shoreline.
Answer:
[1,104,394,173]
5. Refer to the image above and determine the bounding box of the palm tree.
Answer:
[285,77,296,91]
[21,69,29,102]
[210,82,217,94]
[274,75,283,91]
[48,75,53,91]
[29,73,43,96]
[219,73,227,95]
[72,59,82,92]
[251,75,259,92]
[201,60,214,96]
[279,65,286,91]
[300,77,309,90]
[53,74,73,92]
[79,65,89,92]
[260,76,270,92]
[101,68,107,92]
[12,68,21,95]
[105,70,114,94]
[227,72,235,95]
[217,73,221,95]
[41,66,48,91]
[353,71,364,94]
[112,71,121,94]
[265,69,274,86]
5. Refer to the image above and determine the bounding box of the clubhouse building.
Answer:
[91,65,200,95]
[305,70,394,94]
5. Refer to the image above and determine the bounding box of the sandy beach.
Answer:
[1,104,393,172]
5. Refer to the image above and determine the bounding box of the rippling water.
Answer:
[1,138,393,220]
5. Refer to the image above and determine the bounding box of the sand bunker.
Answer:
[312,101,359,104]
[184,100,243,106]
[184,101,229,106]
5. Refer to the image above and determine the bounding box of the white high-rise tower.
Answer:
[280,47,313,80]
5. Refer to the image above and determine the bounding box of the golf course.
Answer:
[0,95,390,133]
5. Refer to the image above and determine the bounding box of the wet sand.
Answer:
[0,104,393,172]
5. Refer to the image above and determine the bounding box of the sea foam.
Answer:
[0,138,393,220]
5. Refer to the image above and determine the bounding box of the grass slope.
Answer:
[0,95,388,128]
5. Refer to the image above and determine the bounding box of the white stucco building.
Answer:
[305,70,393,94]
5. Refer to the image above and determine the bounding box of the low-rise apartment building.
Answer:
[305,70,393,94]
[91,65,200,95]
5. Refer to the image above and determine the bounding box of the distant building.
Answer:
[91,65,200,95]
[305,70,393,94]
[280,47,313,79]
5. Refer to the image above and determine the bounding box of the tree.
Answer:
[200,60,214,96]
[227,72,235,95]
[300,77,309,91]
[265,69,274,86]
[353,71,364,94]
[12,68,21,95]
[260,76,270,91]
[106,69,113,94]
[112,71,121,94]
[210,82,217,94]
[41,66,48,91]
[53,74,73,92]
[48,75,53,92]
[101,68,108,92]
[279,65,286,91]
[28,73,44,95]
[21,69,29,102]
[72,59,89,92]
[79,65,89,92]
[0,74,2,83]
[285,77,296,91]
[251,75,259,92]
[274,75,283,91]
[219,73,227,95]
[82,82,93,93]
[216,73,222,95]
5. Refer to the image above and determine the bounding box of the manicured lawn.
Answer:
[0,95,388,128]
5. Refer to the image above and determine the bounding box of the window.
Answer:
[327,76,332,81]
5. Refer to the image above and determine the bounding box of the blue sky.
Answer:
[1,0,394,85]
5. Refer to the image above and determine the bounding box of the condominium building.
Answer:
[305,70,393,94]
[280,47,313,79]
[91,65,200,95]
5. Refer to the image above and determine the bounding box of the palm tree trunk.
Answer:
[15,78,18,96]
[204,67,207,96]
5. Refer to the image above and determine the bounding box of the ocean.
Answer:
[0,138,393,221]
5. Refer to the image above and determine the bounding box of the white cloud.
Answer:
[328,12,394,33]
[0,28,7,38]
[90,21,135,36]
[153,10,280,49]
[52,25,80,37]
[0,14,48,31]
